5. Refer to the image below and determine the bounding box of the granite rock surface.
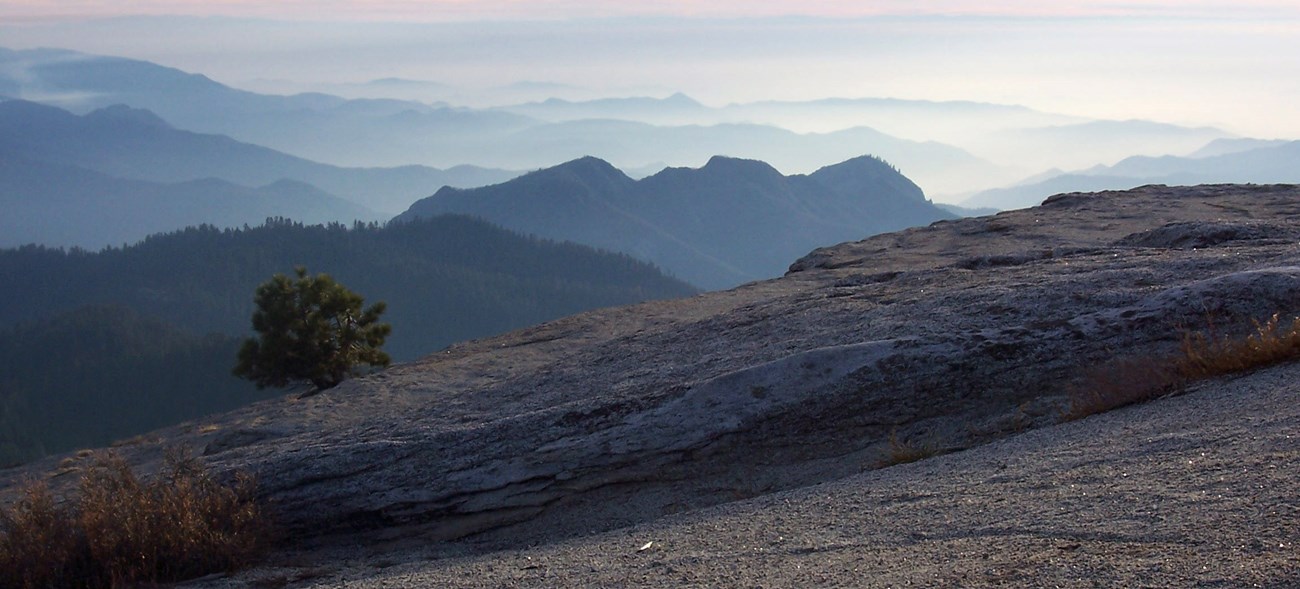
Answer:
[6,184,1298,587]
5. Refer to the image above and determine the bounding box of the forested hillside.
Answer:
[0,306,268,466]
[0,216,696,359]
[0,215,697,465]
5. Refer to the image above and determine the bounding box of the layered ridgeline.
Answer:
[396,155,954,290]
[0,98,519,249]
[0,48,1002,196]
[0,153,379,250]
[0,216,696,465]
[964,138,1300,211]
[14,46,1280,206]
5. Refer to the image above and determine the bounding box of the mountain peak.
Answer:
[664,92,701,106]
[810,155,906,182]
[557,154,616,168]
[85,104,172,129]
[543,156,629,181]
[809,155,926,203]
[700,155,782,177]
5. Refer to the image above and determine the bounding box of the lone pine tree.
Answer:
[234,267,391,391]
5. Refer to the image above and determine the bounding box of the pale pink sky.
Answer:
[4,0,1300,21]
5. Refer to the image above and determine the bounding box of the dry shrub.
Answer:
[1179,314,1300,378]
[1065,313,1300,420]
[0,484,84,589]
[876,431,943,467]
[0,448,266,589]
[1064,356,1186,421]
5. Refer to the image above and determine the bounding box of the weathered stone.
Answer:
[6,184,1299,555]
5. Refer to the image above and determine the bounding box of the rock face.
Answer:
[9,184,1300,558]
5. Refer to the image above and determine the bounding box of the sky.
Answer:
[4,1,1300,21]
[1,1,1298,137]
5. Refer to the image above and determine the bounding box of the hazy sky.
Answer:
[2,1,1298,137]
[5,1,1300,20]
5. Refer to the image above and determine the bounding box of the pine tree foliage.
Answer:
[234,268,391,391]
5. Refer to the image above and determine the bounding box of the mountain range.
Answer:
[0,47,537,162]
[0,151,381,249]
[967,119,1232,174]
[496,94,1085,148]
[0,47,1008,196]
[479,96,1248,194]
[963,139,1300,210]
[0,96,955,268]
[397,154,953,289]
[8,46,1285,203]
[0,98,517,218]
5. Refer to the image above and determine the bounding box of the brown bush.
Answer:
[1178,314,1300,378]
[0,448,266,589]
[1065,313,1300,420]
[876,430,943,467]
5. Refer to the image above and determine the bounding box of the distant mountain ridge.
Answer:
[498,93,1081,139]
[963,140,1300,210]
[960,119,1233,178]
[0,47,1005,196]
[0,99,518,216]
[0,46,536,148]
[396,155,954,289]
[491,95,1244,195]
[7,45,1278,216]
[0,152,379,249]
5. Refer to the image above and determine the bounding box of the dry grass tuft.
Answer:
[1178,314,1300,377]
[0,448,267,589]
[876,431,943,467]
[1063,356,1185,421]
[1065,313,1300,420]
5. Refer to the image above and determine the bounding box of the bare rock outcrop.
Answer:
[8,184,1299,557]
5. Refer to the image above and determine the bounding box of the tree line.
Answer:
[0,215,697,465]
